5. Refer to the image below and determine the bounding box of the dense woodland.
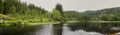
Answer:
[0,0,120,22]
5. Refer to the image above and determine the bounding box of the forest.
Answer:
[0,0,120,23]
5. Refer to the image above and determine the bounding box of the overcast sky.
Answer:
[20,0,120,12]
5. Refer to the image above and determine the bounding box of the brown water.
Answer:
[0,22,120,35]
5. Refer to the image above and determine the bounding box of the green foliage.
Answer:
[9,6,16,14]
[52,10,62,21]
[0,0,120,23]
[55,4,63,13]
[0,14,7,18]
[0,0,52,22]
[63,11,80,21]
[62,7,120,21]
[0,0,3,13]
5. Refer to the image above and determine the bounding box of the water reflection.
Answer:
[0,22,120,35]
[62,23,102,35]
[67,22,120,35]
[53,23,63,35]
[0,25,42,35]
[34,24,53,35]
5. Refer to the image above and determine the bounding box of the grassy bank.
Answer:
[65,21,120,23]
[28,22,60,25]
[0,20,120,26]
[0,20,60,26]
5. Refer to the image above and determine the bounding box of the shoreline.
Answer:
[0,21,120,26]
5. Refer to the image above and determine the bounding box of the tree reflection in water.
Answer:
[0,25,42,35]
[67,22,120,35]
[53,22,63,35]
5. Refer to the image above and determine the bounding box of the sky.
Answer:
[20,0,120,12]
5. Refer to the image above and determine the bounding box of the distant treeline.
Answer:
[0,0,120,22]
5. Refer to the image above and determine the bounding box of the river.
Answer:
[0,22,120,35]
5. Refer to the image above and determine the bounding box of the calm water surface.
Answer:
[0,22,120,35]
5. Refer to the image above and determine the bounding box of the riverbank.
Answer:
[0,20,120,26]
[65,21,120,23]
[28,22,60,25]
[0,20,60,26]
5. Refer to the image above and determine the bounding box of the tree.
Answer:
[3,0,19,14]
[9,6,16,14]
[55,3,65,21]
[55,3,63,13]
[0,0,3,13]
[41,9,47,14]
[52,10,62,21]
[29,4,35,9]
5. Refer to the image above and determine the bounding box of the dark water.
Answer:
[0,22,120,35]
